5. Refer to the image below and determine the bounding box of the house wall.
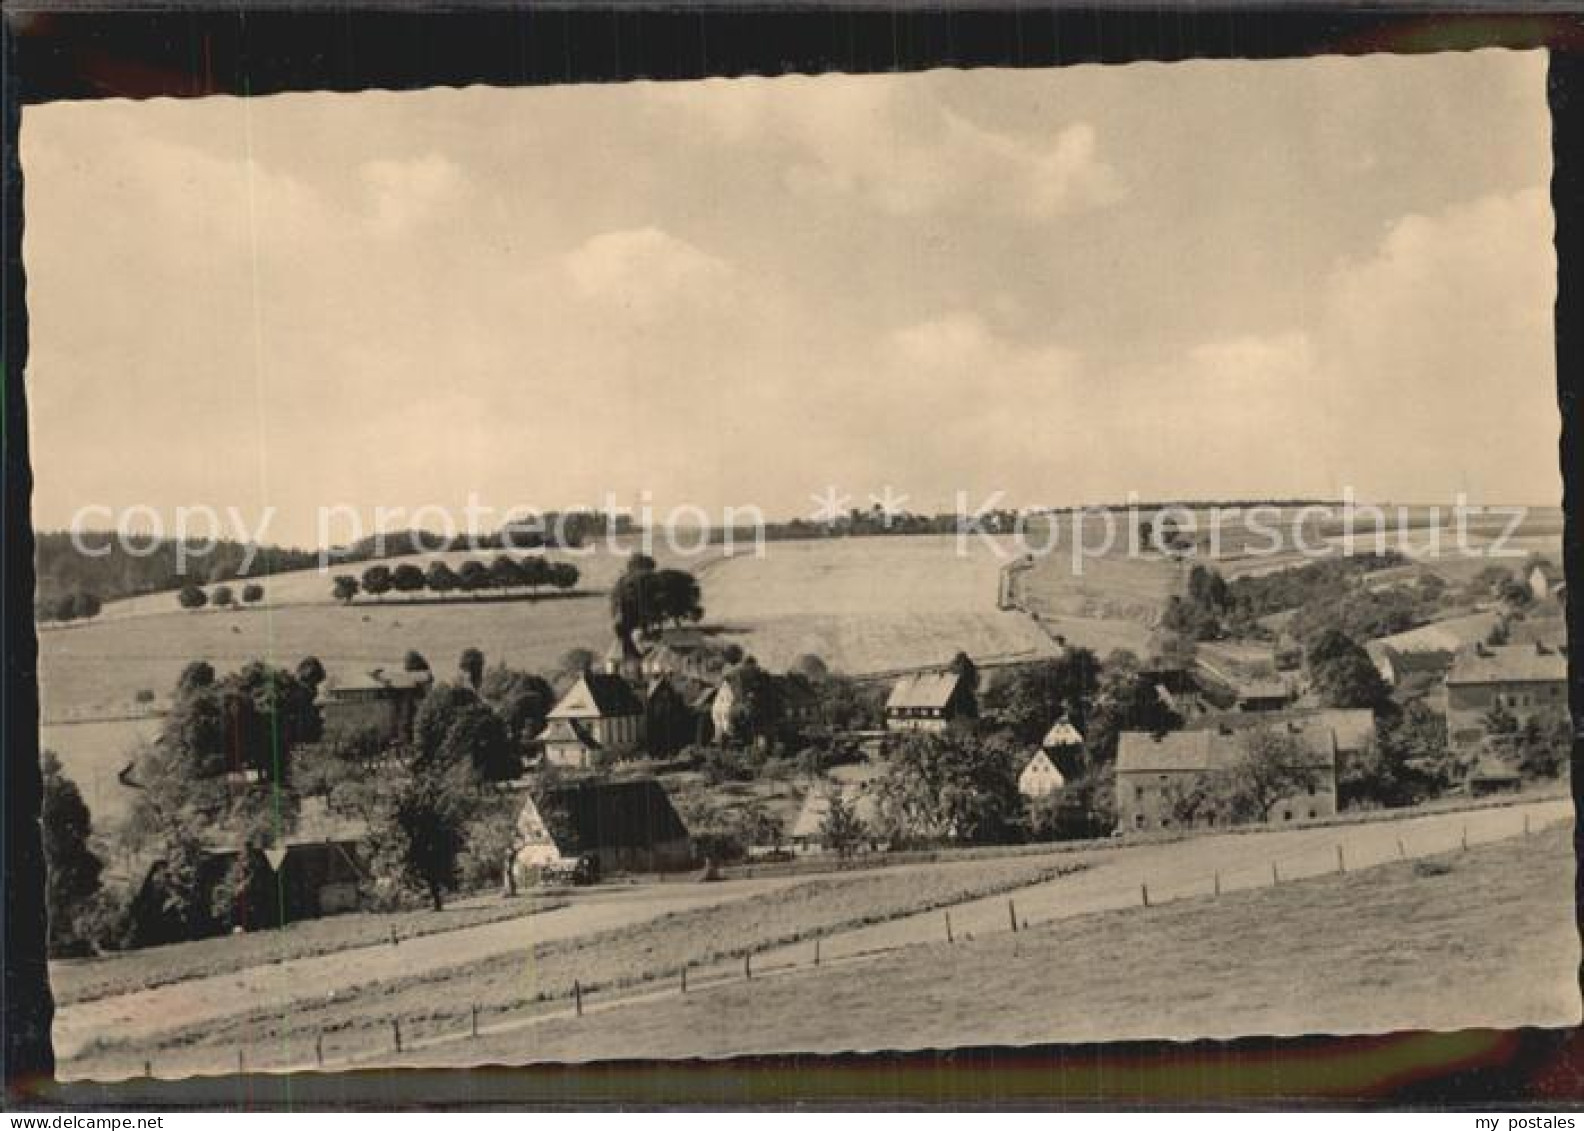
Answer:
[1446,679,1568,744]
[1117,768,1338,832]
[1019,756,1064,799]
[885,709,949,733]
[543,739,592,769]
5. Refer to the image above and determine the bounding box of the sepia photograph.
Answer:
[14,28,1578,1091]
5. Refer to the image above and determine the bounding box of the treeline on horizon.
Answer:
[32,514,632,612]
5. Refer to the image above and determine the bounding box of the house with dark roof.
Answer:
[542,670,645,767]
[512,778,692,878]
[320,665,432,742]
[1445,641,1569,748]
[129,798,368,943]
[884,670,975,732]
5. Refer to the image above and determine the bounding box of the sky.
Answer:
[21,49,1559,546]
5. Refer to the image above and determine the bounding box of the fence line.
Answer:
[121,806,1563,1082]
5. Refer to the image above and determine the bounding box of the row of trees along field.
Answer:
[175,582,266,610]
[330,555,580,604]
[34,516,626,609]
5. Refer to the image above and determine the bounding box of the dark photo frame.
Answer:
[4,1,1582,1109]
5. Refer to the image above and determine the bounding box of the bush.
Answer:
[134,689,156,705]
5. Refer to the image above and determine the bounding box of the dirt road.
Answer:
[53,796,1570,1073]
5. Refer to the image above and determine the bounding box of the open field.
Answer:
[55,795,1570,1079]
[698,535,1058,673]
[58,853,1086,1079]
[38,716,163,837]
[414,823,1579,1065]
[49,892,567,1007]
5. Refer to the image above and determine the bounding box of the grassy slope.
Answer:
[48,893,565,1008]
[429,824,1579,1065]
[61,853,1087,1078]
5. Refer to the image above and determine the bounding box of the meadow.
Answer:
[405,823,1580,1065]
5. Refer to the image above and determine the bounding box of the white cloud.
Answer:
[650,74,1122,221]
[564,226,734,318]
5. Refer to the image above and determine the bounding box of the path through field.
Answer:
[54,796,1570,1079]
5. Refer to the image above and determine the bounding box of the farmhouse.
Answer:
[789,779,886,853]
[1444,641,1569,748]
[1018,749,1066,799]
[884,669,975,732]
[1528,562,1565,604]
[319,666,432,741]
[1117,712,1355,833]
[1232,675,1294,713]
[1365,612,1501,688]
[130,798,367,944]
[542,670,645,767]
[512,778,692,879]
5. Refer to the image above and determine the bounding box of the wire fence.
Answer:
[106,801,1568,1083]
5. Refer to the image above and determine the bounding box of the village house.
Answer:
[1018,718,1083,799]
[884,669,975,732]
[1528,562,1565,605]
[1364,611,1502,688]
[130,798,367,943]
[1232,675,1294,713]
[789,777,887,854]
[1018,749,1066,799]
[1444,641,1569,748]
[319,665,432,742]
[541,669,645,767]
[1116,710,1362,833]
[512,778,692,879]
[639,627,716,680]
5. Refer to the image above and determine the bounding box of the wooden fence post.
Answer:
[392,1019,402,1052]
[1271,861,1280,886]
[1462,825,1469,851]
[471,1006,479,1038]
[1525,813,1532,836]
[681,966,688,994]
[1008,899,1019,933]
[574,979,583,1016]
[1337,844,1345,874]
[144,1060,152,1079]
[814,938,821,967]
[945,911,954,943]
[1213,871,1221,897]
[1397,838,1406,859]
[1140,882,1150,907]
[744,953,752,980]
[237,1049,245,1076]
[315,1034,324,1067]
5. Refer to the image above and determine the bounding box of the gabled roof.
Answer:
[1234,677,1291,701]
[790,781,883,839]
[534,778,690,853]
[548,671,645,719]
[324,666,432,695]
[1446,643,1568,686]
[1041,719,1084,748]
[886,670,968,711]
[1367,612,1501,658]
[1117,730,1217,774]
